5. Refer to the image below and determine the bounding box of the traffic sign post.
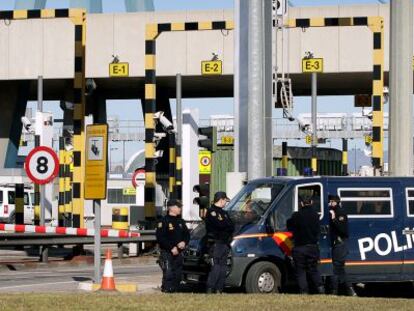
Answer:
[24,145,59,263]
[84,124,109,285]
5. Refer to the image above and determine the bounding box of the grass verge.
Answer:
[0,293,413,311]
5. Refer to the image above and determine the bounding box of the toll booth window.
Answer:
[8,191,15,204]
[406,189,414,216]
[338,188,393,217]
[107,189,136,204]
[296,184,323,219]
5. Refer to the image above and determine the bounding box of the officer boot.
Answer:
[317,286,325,295]
[345,286,357,297]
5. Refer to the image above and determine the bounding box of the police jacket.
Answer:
[205,204,235,244]
[329,206,349,245]
[156,214,190,252]
[287,205,320,247]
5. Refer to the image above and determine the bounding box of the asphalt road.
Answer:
[0,263,162,293]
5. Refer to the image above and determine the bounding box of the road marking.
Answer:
[0,280,76,290]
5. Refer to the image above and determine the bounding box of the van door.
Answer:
[294,182,331,275]
[338,186,403,280]
[403,187,414,278]
[0,190,4,219]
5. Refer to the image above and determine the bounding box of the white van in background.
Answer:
[0,185,34,224]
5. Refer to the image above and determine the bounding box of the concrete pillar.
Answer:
[14,0,46,9]
[234,0,249,173]
[389,0,413,176]
[247,0,265,180]
[0,81,29,169]
[124,0,154,12]
[69,0,103,13]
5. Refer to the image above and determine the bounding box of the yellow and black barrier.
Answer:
[34,135,40,225]
[14,184,24,225]
[112,207,129,230]
[58,137,65,227]
[144,20,234,219]
[0,9,87,226]
[175,144,182,200]
[168,133,176,199]
[342,138,348,176]
[285,16,384,169]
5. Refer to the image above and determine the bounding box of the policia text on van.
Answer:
[182,177,414,293]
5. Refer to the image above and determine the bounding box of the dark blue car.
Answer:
[182,176,414,293]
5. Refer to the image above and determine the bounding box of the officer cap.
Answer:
[214,191,230,203]
[167,199,183,208]
[328,194,340,202]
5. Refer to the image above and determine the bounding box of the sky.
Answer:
[3,0,392,168]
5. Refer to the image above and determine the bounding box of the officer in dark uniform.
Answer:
[328,194,356,296]
[205,191,234,294]
[156,199,190,293]
[287,196,324,294]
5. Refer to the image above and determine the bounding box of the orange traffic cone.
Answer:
[100,249,116,291]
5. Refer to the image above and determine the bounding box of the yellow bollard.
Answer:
[112,207,129,230]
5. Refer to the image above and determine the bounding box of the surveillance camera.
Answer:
[154,150,164,158]
[85,78,96,96]
[60,100,74,111]
[21,116,33,133]
[154,111,175,133]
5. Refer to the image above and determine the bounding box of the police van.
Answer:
[0,184,34,224]
[182,176,414,293]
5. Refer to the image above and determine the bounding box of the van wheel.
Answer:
[245,261,281,293]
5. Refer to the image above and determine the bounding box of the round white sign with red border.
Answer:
[25,146,59,185]
[200,156,211,167]
[132,169,145,188]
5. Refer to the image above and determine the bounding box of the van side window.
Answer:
[338,188,393,218]
[406,189,414,216]
[272,190,294,231]
[0,191,3,204]
[8,191,15,204]
[296,184,323,218]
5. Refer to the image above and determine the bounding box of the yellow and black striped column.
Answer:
[144,24,158,219]
[71,11,86,228]
[144,20,234,219]
[281,142,288,176]
[368,17,384,170]
[15,184,24,225]
[34,135,40,225]
[64,149,72,227]
[58,137,65,226]
[285,16,384,169]
[168,133,176,199]
[0,9,87,225]
[175,144,182,200]
[342,138,348,176]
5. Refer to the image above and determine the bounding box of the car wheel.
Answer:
[245,261,282,293]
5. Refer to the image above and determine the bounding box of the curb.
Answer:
[78,282,138,293]
[0,256,157,271]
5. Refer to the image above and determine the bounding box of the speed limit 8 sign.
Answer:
[24,146,59,184]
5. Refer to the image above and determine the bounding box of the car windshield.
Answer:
[225,181,285,228]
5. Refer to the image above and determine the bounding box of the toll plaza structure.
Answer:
[0,3,405,227]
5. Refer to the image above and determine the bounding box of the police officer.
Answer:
[287,196,324,294]
[328,194,356,296]
[156,199,190,293]
[205,191,234,294]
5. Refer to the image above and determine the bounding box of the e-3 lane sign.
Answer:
[25,146,59,185]
[302,58,324,73]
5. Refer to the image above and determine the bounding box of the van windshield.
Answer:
[225,182,285,227]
